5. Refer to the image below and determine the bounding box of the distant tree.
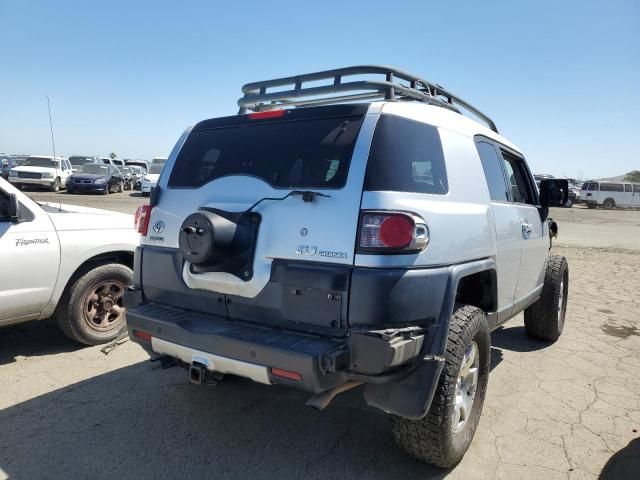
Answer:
[109,152,117,160]
[624,170,640,182]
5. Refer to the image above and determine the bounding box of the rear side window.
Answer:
[364,115,447,194]
[624,184,632,192]
[169,116,363,189]
[476,141,508,202]
[600,183,624,192]
[634,184,640,193]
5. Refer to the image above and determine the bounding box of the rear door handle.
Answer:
[521,223,534,238]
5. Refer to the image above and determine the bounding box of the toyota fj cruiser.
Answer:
[125,66,570,467]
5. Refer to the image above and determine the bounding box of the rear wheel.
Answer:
[524,255,568,341]
[56,263,132,345]
[602,198,615,209]
[391,305,491,468]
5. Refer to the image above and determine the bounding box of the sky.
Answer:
[0,0,638,180]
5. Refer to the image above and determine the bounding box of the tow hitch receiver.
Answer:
[189,362,207,385]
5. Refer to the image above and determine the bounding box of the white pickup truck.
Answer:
[0,178,138,344]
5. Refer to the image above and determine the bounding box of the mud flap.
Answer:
[363,357,444,420]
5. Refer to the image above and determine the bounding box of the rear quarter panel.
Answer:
[356,126,496,267]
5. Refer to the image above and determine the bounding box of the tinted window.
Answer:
[0,190,9,219]
[500,150,536,205]
[23,157,56,168]
[601,183,624,192]
[78,164,108,175]
[476,141,508,201]
[364,115,447,194]
[588,183,598,191]
[69,156,94,166]
[624,184,632,192]
[170,116,363,189]
[634,184,640,193]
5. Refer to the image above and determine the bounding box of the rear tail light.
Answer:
[134,205,152,235]
[358,211,428,253]
[133,330,153,342]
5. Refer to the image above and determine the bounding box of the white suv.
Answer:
[9,155,72,191]
[124,66,570,468]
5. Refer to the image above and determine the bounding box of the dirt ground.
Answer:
[0,196,639,480]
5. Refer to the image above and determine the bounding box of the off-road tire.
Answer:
[602,198,615,210]
[391,305,491,468]
[524,255,568,341]
[56,263,133,345]
[50,177,61,192]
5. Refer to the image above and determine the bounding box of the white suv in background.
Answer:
[8,155,72,192]
[140,163,164,196]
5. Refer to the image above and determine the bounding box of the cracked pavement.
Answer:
[0,204,638,479]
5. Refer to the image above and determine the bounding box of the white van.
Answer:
[581,181,640,209]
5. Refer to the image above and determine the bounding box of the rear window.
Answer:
[169,116,363,189]
[364,114,447,194]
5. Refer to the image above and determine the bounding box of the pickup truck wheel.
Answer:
[602,198,615,209]
[50,177,61,192]
[524,255,568,341]
[391,305,490,468]
[56,263,133,345]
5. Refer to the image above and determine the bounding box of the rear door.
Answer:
[634,184,640,207]
[143,105,374,330]
[496,148,547,301]
[476,140,522,312]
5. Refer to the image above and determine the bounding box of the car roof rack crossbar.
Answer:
[237,65,498,133]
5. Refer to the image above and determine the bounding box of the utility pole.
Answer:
[47,96,57,158]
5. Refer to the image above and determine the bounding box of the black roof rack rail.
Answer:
[237,65,498,133]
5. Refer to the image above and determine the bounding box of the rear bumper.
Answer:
[125,298,426,393]
[127,247,496,418]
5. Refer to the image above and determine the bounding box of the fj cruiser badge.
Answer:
[152,220,165,234]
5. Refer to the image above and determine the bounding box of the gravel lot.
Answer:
[1,194,638,480]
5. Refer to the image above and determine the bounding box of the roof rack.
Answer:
[237,65,498,133]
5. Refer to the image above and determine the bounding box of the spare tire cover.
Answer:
[179,213,216,264]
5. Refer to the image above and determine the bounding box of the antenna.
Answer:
[47,95,62,211]
[47,96,57,158]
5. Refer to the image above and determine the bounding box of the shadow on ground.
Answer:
[0,320,84,366]
[0,359,450,480]
[491,325,553,353]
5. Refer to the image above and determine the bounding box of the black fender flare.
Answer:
[363,258,496,420]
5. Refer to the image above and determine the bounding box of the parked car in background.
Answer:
[125,159,149,172]
[581,180,640,209]
[66,164,125,195]
[120,166,134,190]
[68,155,102,172]
[140,163,163,195]
[0,177,137,344]
[8,155,72,191]
[1,155,19,179]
